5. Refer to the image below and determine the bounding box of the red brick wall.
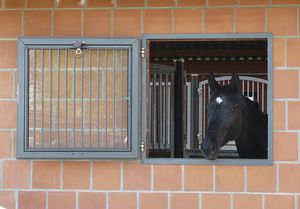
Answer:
[0,0,299,209]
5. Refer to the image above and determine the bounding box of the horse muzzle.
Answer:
[200,139,218,160]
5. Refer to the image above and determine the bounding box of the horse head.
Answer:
[201,73,244,160]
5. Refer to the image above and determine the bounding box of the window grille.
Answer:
[17,38,139,159]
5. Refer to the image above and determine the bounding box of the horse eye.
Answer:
[232,104,238,111]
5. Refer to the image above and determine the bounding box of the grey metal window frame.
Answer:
[17,37,139,159]
[141,33,273,165]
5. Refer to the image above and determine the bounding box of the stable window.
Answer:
[141,34,273,164]
[17,38,139,159]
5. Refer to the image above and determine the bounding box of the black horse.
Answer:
[201,73,267,160]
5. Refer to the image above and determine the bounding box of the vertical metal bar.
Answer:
[72,52,76,147]
[247,80,250,97]
[262,84,265,112]
[170,71,175,158]
[120,49,124,148]
[65,49,68,148]
[190,75,199,150]
[150,76,153,149]
[165,74,169,149]
[153,73,157,149]
[113,49,116,148]
[97,49,100,147]
[242,80,245,96]
[257,82,260,103]
[89,50,92,147]
[105,49,108,148]
[198,81,202,146]
[252,81,254,100]
[33,50,36,148]
[81,50,84,148]
[41,49,44,147]
[159,73,163,149]
[57,49,60,147]
[49,49,52,148]
[203,84,206,137]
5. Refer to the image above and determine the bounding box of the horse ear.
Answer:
[230,73,240,93]
[208,73,220,92]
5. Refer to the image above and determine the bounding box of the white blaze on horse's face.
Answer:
[216,97,223,105]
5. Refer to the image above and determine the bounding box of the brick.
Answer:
[0,102,17,128]
[54,11,81,36]
[123,162,150,190]
[19,192,45,209]
[184,165,213,191]
[287,39,300,67]
[109,192,136,209]
[274,70,299,98]
[178,0,205,6]
[0,72,14,98]
[288,101,300,130]
[153,165,181,190]
[279,164,300,192]
[114,10,141,36]
[274,132,298,161]
[93,162,120,190]
[240,0,269,4]
[0,41,17,68]
[144,10,172,33]
[174,9,202,33]
[147,0,175,6]
[236,8,265,32]
[202,194,230,209]
[267,8,297,35]
[272,0,300,4]
[215,166,244,192]
[56,0,84,8]
[117,0,144,7]
[205,9,234,33]
[4,0,24,8]
[24,11,51,36]
[140,193,168,209]
[0,11,21,38]
[2,160,30,189]
[170,193,198,209]
[87,0,113,7]
[0,191,15,209]
[265,195,294,209]
[208,0,237,5]
[48,192,75,209]
[273,38,285,67]
[32,161,60,189]
[233,194,262,209]
[83,11,111,36]
[63,161,90,189]
[27,0,55,8]
[274,101,285,130]
[78,192,106,209]
[0,131,11,159]
[247,166,276,192]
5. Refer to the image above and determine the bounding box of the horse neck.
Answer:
[239,99,266,143]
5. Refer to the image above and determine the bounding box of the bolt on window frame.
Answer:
[17,37,139,159]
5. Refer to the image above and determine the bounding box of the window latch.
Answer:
[72,41,86,55]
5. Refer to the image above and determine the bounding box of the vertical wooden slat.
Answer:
[56,49,60,147]
[41,49,44,147]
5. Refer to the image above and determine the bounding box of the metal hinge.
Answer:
[139,141,145,152]
[140,47,145,58]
